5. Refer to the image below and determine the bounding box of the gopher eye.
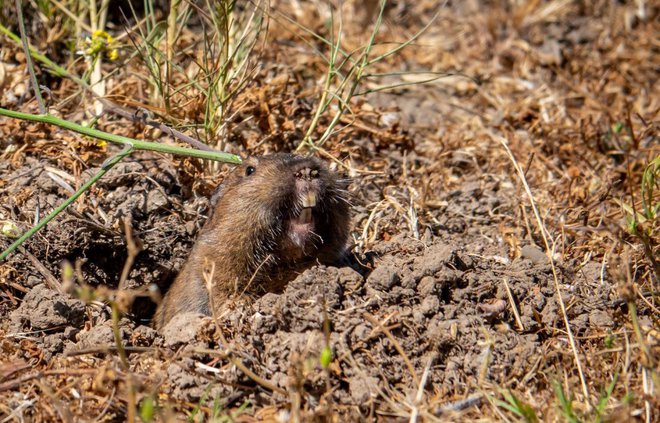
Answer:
[245,166,256,176]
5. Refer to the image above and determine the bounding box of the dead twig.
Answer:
[118,217,142,291]
[194,348,286,396]
[0,369,97,392]
[502,278,524,331]
[17,246,62,293]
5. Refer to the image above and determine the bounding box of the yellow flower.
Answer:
[83,30,119,61]
[92,29,112,41]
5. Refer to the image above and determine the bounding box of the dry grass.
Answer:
[0,0,658,421]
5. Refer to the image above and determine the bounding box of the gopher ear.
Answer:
[206,182,226,223]
[209,157,245,208]
[210,183,226,208]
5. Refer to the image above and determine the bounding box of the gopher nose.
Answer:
[295,167,320,181]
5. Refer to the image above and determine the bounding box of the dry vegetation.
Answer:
[0,0,658,421]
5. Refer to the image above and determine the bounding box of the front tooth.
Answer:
[300,208,312,223]
[301,191,317,208]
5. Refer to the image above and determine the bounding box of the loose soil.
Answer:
[0,1,658,421]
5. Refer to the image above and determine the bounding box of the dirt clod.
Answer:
[10,284,85,332]
[160,312,209,347]
[366,265,399,290]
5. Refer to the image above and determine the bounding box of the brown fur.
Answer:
[153,154,351,329]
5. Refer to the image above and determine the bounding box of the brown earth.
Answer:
[0,0,658,421]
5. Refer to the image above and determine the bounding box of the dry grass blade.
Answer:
[14,0,45,114]
[492,132,591,406]
[364,313,420,389]
[194,348,286,396]
[502,278,524,332]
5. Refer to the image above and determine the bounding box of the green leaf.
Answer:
[320,346,333,369]
[139,396,155,422]
[552,381,579,423]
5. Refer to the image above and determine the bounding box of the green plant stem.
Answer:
[0,24,241,263]
[628,300,658,372]
[296,7,340,152]
[366,7,439,66]
[0,147,133,261]
[0,108,241,163]
[295,0,388,152]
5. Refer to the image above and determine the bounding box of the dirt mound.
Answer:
[5,171,623,419]
[6,233,618,419]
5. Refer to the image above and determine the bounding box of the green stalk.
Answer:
[0,108,242,164]
[296,6,341,152]
[0,147,133,261]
